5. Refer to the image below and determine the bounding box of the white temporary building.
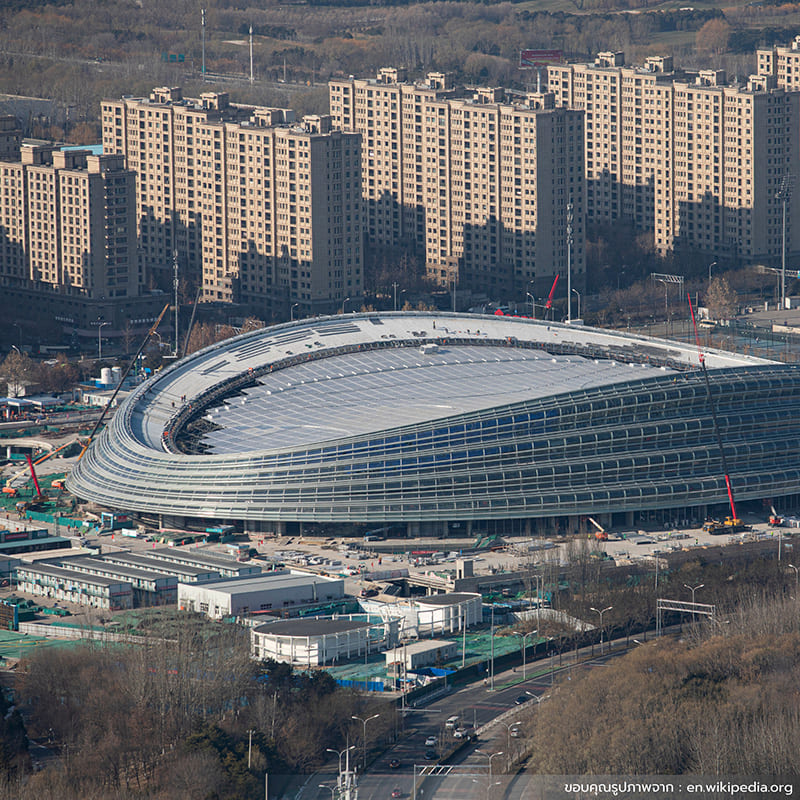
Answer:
[178,572,344,620]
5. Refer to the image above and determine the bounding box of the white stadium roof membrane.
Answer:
[67,311,800,527]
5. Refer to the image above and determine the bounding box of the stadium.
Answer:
[67,311,800,537]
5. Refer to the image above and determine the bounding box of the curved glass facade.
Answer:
[67,312,798,525]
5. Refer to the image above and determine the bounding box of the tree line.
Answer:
[0,613,394,800]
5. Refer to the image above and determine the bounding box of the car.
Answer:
[424,736,437,747]
[453,728,467,738]
[391,789,402,798]
[515,694,531,705]
[510,726,521,738]
[424,750,437,760]
[389,758,401,769]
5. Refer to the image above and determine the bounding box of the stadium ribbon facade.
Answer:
[67,312,800,536]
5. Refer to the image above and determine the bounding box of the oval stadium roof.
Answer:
[67,311,800,527]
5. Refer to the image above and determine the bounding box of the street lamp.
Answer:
[776,175,793,311]
[476,749,504,779]
[590,606,613,654]
[788,563,799,590]
[326,745,355,791]
[351,713,379,771]
[514,630,537,679]
[497,722,518,770]
[571,288,581,320]
[526,292,535,319]
[684,583,704,605]
[708,261,717,283]
[342,297,350,315]
[473,778,502,800]
[566,198,573,323]
[489,604,496,690]
[291,303,299,321]
[96,320,110,360]
[318,784,336,800]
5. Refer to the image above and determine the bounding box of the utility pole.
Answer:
[776,175,793,311]
[201,8,206,80]
[249,26,254,83]
[566,198,573,323]
[173,250,179,357]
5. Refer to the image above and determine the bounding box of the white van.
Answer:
[445,715,460,729]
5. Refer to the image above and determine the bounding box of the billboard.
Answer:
[520,49,564,68]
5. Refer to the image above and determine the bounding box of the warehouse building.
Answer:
[15,562,133,610]
[178,573,344,620]
[144,547,262,578]
[54,556,177,606]
[101,551,220,583]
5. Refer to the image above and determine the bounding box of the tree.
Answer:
[696,18,731,56]
[0,349,34,397]
[704,276,737,321]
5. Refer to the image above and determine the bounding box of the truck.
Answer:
[704,516,749,535]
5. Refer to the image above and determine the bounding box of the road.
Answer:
[299,641,639,800]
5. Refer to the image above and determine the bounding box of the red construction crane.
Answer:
[24,454,46,504]
[544,274,560,319]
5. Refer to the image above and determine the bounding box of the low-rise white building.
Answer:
[179,572,344,620]
[360,592,482,637]
[15,562,133,610]
[250,617,374,666]
[385,639,458,671]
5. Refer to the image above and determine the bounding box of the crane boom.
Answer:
[688,293,739,524]
[77,303,170,461]
[545,274,559,310]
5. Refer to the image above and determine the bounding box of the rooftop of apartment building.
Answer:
[554,50,789,95]
[113,86,341,135]
[333,67,563,112]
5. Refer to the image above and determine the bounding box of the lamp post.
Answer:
[489,604,495,690]
[514,630,536,679]
[776,176,793,310]
[590,605,612,654]
[291,303,299,321]
[96,320,110,360]
[351,713,379,771]
[392,282,399,312]
[477,749,504,779]
[498,722,518,771]
[684,582,704,605]
[708,261,717,283]
[526,292,535,319]
[788,563,799,591]
[342,297,350,315]
[318,784,336,800]
[326,745,355,792]
[566,198,573,323]
[684,583,704,621]
[473,778,502,800]
[571,288,581,320]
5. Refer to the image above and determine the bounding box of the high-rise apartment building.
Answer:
[0,115,21,161]
[548,53,800,265]
[757,35,800,90]
[329,70,585,301]
[0,144,139,301]
[102,88,362,317]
